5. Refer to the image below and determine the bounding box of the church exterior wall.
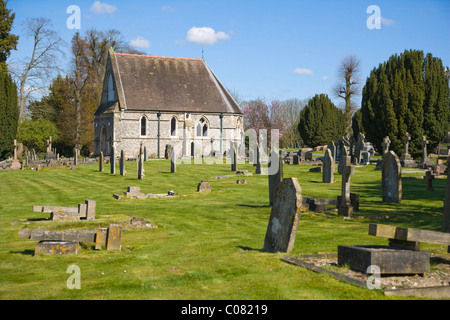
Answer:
[94,111,243,159]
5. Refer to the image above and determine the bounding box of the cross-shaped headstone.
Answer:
[381,136,391,156]
[421,136,429,161]
[403,133,411,156]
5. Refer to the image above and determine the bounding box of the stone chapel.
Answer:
[93,48,243,158]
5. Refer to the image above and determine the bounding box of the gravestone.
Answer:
[138,147,144,180]
[268,150,283,206]
[74,148,78,167]
[337,164,354,217]
[99,152,104,172]
[10,139,21,170]
[231,143,237,172]
[338,145,350,175]
[400,132,415,167]
[354,133,365,164]
[110,146,116,174]
[255,146,264,175]
[420,136,433,167]
[106,224,122,251]
[144,146,147,162]
[171,146,176,173]
[361,151,370,165]
[322,149,335,183]
[327,141,336,161]
[381,136,391,156]
[425,170,434,192]
[197,181,211,192]
[382,151,402,203]
[120,150,127,176]
[263,177,302,253]
[442,166,450,233]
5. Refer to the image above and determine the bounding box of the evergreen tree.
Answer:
[0,0,19,71]
[298,94,345,147]
[0,69,19,159]
[361,50,449,158]
[351,109,364,141]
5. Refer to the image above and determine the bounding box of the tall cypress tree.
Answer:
[0,69,19,159]
[361,50,449,158]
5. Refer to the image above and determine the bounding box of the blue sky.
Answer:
[7,0,450,106]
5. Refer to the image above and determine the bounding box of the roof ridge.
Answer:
[115,52,203,61]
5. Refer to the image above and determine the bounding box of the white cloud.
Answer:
[292,68,315,76]
[161,6,176,12]
[186,27,230,46]
[322,76,331,81]
[90,1,117,15]
[130,36,151,48]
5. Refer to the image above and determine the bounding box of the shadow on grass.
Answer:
[236,204,271,208]
[10,250,34,256]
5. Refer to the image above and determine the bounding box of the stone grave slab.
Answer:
[35,241,80,256]
[338,245,430,275]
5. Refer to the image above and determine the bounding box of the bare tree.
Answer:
[70,32,90,151]
[331,55,361,137]
[8,18,65,121]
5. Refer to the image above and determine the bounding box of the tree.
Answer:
[361,50,449,157]
[331,55,361,138]
[277,98,307,148]
[351,109,364,141]
[298,94,345,147]
[16,118,59,153]
[0,68,19,159]
[0,0,19,70]
[8,17,65,121]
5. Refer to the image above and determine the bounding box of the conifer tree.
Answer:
[361,50,449,158]
[298,94,345,147]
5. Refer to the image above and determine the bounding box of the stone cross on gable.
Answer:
[421,136,429,161]
[381,136,391,155]
[403,133,411,156]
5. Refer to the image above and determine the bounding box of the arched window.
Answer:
[107,74,114,102]
[171,117,176,136]
[141,116,147,136]
[196,117,208,137]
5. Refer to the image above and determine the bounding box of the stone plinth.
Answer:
[35,241,80,256]
[338,245,430,275]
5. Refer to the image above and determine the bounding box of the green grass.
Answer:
[0,159,447,300]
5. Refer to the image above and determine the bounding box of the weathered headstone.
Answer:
[119,150,126,176]
[138,147,144,180]
[337,164,354,217]
[144,146,147,162]
[322,149,335,183]
[263,177,302,253]
[354,133,365,164]
[35,241,80,256]
[110,146,116,174]
[327,141,336,161]
[231,142,237,172]
[442,166,450,233]
[99,152,104,172]
[382,151,402,203]
[171,146,176,173]
[106,224,122,251]
[268,150,283,206]
[381,136,391,156]
[338,145,350,175]
[197,180,211,192]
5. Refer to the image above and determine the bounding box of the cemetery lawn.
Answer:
[0,160,447,300]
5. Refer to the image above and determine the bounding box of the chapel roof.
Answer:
[96,49,242,115]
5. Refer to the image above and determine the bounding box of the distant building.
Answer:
[93,48,243,158]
